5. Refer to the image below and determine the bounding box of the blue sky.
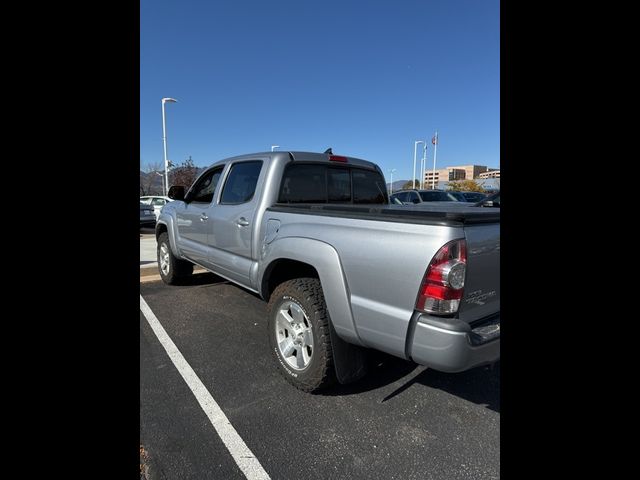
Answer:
[141,0,499,181]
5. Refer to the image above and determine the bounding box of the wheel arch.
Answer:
[155,219,181,258]
[259,237,363,347]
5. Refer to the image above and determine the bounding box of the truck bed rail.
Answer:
[267,204,500,226]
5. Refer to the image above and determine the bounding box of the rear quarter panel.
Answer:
[259,211,464,359]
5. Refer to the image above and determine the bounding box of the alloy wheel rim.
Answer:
[159,244,170,276]
[275,300,314,371]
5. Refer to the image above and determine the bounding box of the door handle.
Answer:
[200,213,208,222]
[236,217,250,226]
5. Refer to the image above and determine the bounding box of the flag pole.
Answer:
[431,131,438,189]
[413,140,424,190]
[413,141,418,190]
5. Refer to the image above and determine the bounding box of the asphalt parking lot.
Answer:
[140,273,500,480]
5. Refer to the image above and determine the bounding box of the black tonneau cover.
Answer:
[268,204,500,226]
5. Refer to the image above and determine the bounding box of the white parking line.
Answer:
[140,295,270,480]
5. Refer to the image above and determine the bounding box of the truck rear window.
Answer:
[278,164,388,204]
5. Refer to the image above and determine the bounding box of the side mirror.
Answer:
[168,185,185,201]
[412,198,420,204]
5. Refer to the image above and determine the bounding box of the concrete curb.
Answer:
[140,265,160,277]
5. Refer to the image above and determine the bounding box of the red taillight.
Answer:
[416,239,467,315]
[329,155,348,163]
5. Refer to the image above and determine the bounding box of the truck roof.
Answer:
[208,151,379,171]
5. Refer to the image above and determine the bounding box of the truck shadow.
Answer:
[323,352,500,413]
[390,362,500,413]
[321,352,419,397]
[174,272,230,287]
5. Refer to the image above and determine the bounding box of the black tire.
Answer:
[267,278,336,392]
[157,232,193,285]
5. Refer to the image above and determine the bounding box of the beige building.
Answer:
[424,168,464,186]
[423,164,498,187]
[478,169,500,179]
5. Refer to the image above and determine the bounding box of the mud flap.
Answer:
[329,319,368,384]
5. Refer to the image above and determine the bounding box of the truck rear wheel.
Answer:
[157,232,193,285]
[267,278,336,392]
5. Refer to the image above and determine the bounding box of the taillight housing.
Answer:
[416,238,467,315]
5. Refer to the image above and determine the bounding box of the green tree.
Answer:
[446,179,485,192]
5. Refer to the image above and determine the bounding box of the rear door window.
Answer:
[419,191,449,201]
[394,192,408,203]
[447,192,466,201]
[220,161,263,204]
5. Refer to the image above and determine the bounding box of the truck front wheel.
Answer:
[267,278,336,392]
[157,232,193,285]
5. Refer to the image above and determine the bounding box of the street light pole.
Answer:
[271,145,280,151]
[432,131,438,190]
[162,97,177,196]
[155,171,164,195]
[420,143,427,189]
[388,169,396,194]
[413,140,424,190]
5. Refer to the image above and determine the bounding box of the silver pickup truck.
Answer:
[156,151,500,392]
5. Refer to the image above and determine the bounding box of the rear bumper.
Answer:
[409,313,500,373]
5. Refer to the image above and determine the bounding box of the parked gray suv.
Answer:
[140,202,156,228]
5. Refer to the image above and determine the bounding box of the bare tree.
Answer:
[169,156,200,190]
[140,161,163,196]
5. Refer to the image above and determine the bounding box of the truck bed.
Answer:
[261,203,499,362]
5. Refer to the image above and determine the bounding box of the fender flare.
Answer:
[259,237,364,347]
[155,217,183,258]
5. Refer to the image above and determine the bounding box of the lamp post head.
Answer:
[162,97,178,104]
[271,145,279,151]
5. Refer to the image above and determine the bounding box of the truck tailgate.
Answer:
[458,223,500,323]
